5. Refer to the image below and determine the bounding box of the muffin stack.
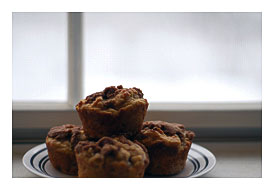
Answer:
[46,85,195,178]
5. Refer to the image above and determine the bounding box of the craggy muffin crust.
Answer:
[136,121,195,175]
[76,85,149,139]
[74,136,149,178]
[46,124,87,175]
[77,85,145,111]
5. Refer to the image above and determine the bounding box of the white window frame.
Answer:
[13,12,83,111]
[12,13,262,141]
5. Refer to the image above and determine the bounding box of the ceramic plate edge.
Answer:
[22,143,216,178]
[22,143,50,178]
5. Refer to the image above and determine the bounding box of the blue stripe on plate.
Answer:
[187,156,199,177]
[192,147,209,174]
[42,158,53,177]
[30,147,47,174]
[38,155,52,177]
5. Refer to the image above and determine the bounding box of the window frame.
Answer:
[12,12,262,142]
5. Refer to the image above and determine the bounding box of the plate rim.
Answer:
[22,143,50,178]
[188,143,216,178]
[22,142,216,178]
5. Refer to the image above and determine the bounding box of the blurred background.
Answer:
[13,12,261,103]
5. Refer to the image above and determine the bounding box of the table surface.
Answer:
[12,141,262,178]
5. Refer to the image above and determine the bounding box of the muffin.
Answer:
[76,85,149,139]
[74,136,149,178]
[46,124,87,175]
[136,121,195,175]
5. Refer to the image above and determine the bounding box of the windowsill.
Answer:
[12,101,262,141]
[12,102,73,111]
[12,101,262,111]
[12,140,262,178]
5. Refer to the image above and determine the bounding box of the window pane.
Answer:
[83,13,261,102]
[12,12,68,102]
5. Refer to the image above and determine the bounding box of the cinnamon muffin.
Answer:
[46,124,88,175]
[76,85,149,139]
[136,121,195,176]
[74,136,149,178]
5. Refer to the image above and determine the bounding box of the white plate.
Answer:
[22,143,216,178]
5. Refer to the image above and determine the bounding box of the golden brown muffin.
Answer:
[136,121,195,176]
[74,136,149,178]
[76,85,149,139]
[46,124,88,175]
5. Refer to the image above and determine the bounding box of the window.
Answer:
[12,12,262,141]
[12,12,68,102]
[83,12,261,103]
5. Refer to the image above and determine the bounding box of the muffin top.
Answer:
[76,85,148,111]
[136,121,195,148]
[75,136,149,167]
[47,124,87,148]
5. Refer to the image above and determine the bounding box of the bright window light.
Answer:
[12,12,68,102]
[83,12,261,102]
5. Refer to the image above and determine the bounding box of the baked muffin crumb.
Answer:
[46,124,87,175]
[78,85,145,111]
[75,136,149,178]
[75,85,149,139]
[136,121,195,175]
